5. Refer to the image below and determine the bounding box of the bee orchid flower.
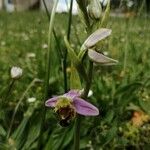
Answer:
[45,90,99,126]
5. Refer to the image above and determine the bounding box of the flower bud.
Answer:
[10,66,23,79]
[88,0,102,20]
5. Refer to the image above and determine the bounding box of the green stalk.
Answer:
[44,0,58,106]
[37,0,58,149]
[123,19,129,73]
[3,79,15,103]
[74,115,81,150]
[74,61,93,150]
[6,78,37,139]
[42,0,63,63]
[63,0,74,92]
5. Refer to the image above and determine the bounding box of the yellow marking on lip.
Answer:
[54,97,72,112]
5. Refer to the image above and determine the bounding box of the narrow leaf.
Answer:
[64,36,88,81]
[100,0,110,27]
[0,125,6,137]
[64,36,80,66]
[139,99,150,115]
[70,64,82,89]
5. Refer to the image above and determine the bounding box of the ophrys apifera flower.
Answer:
[45,90,99,126]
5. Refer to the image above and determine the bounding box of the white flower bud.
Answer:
[88,0,102,20]
[10,66,23,79]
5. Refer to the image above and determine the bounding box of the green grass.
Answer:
[0,11,150,149]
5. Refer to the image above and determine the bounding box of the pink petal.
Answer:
[64,90,80,99]
[88,49,118,64]
[45,97,58,107]
[73,98,99,116]
[83,28,112,48]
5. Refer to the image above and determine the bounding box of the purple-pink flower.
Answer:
[45,90,99,122]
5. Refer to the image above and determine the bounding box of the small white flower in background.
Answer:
[127,1,134,8]
[26,52,36,58]
[10,66,23,79]
[88,90,93,97]
[1,41,6,46]
[27,97,36,103]
[80,89,93,98]
[42,44,48,49]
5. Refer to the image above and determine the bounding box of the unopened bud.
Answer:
[10,66,23,79]
[88,0,102,20]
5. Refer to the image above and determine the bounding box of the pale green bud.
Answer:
[88,0,102,20]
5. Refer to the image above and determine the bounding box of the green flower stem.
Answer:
[74,61,94,150]
[63,0,74,92]
[123,19,129,72]
[1,79,15,126]
[42,0,63,63]
[37,0,58,149]
[74,115,81,150]
[64,36,88,82]
[3,79,15,103]
[6,78,37,139]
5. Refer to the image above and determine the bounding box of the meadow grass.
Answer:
[0,11,150,149]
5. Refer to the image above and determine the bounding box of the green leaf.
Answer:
[64,36,88,81]
[11,106,35,149]
[64,36,80,66]
[102,123,117,146]
[70,64,82,89]
[115,82,142,96]
[100,0,110,27]
[0,125,6,137]
[22,114,42,150]
[11,118,29,149]
[139,99,150,115]
[44,125,74,150]
[103,110,114,124]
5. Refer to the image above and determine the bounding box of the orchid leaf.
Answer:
[64,36,88,81]
[100,0,110,27]
[70,64,82,90]
[88,49,118,65]
[64,36,80,66]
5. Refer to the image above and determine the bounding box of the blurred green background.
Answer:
[0,9,150,150]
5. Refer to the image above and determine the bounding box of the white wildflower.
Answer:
[27,97,36,103]
[26,52,36,58]
[10,66,23,79]
[42,44,48,49]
